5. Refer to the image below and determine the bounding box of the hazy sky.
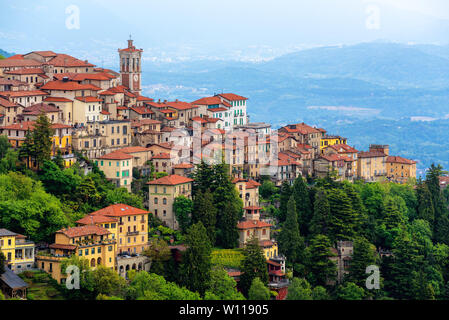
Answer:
[1,0,448,64]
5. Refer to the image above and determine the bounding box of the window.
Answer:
[163,198,167,205]
[154,197,158,204]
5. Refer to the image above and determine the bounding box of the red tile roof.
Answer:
[237,220,272,230]
[246,180,261,189]
[192,96,231,107]
[40,80,101,91]
[76,214,118,225]
[47,53,95,68]
[4,68,45,75]
[91,204,149,217]
[281,123,321,135]
[0,121,71,131]
[0,90,48,97]
[43,96,72,102]
[117,146,151,154]
[152,152,171,159]
[56,225,110,238]
[328,144,358,153]
[21,103,60,115]
[49,243,77,250]
[75,96,103,103]
[0,57,43,68]
[97,151,133,160]
[147,174,194,186]
[218,93,248,101]
[173,163,194,169]
[130,106,154,115]
[386,156,417,165]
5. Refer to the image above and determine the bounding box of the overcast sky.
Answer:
[1,0,448,64]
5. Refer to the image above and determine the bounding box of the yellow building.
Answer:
[95,151,133,192]
[232,178,261,208]
[320,135,347,151]
[386,156,417,184]
[0,229,35,274]
[357,145,389,182]
[36,225,116,284]
[89,204,150,255]
[236,219,272,249]
[147,174,194,230]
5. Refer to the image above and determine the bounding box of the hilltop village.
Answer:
[0,40,430,301]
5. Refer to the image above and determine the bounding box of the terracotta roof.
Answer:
[56,225,110,238]
[117,146,151,154]
[97,151,133,160]
[218,93,248,101]
[173,163,194,169]
[163,101,196,110]
[100,110,110,115]
[75,96,103,103]
[21,103,60,115]
[320,154,353,162]
[0,121,71,131]
[28,51,57,57]
[281,123,321,135]
[98,90,116,96]
[0,90,48,97]
[40,80,101,91]
[76,214,118,225]
[246,180,261,189]
[328,144,358,153]
[386,156,417,165]
[47,53,95,68]
[130,106,154,115]
[244,206,262,210]
[0,58,42,68]
[43,96,72,102]
[152,152,171,159]
[49,243,77,250]
[54,72,115,81]
[0,97,17,107]
[4,68,45,75]
[91,204,149,217]
[192,96,231,107]
[237,220,272,230]
[131,119,162,127]
[147,174,194,186]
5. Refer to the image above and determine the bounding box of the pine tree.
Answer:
[248,277,270,300]
[416,179,435,225]
[342,183,368,236]
[347,237,377,287]
[212,163,243,248]
[192,190,217,244]
[292,176,312,236]
[239,237,269,297]
[179,222,212,296]
[278,195,304,265]
[216,201,240,249]
[327,188,357,241]
[310,189,331,236]
[305,234,337,287]
[382,197,406,231]
[383,231,424,300]
[32,112,54,169]
[278,180,292,222]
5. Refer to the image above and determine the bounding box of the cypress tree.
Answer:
[192,190,217,245]
[347,237,377,287]
[305,234,337,287]
[32,112,54,169]
[327,188,357,241]
[239,237,269,297]
[292,176,312,237]
[180,222,212,296]
[310,189,331,236]
[416,179,434,225]
[278,195,305,265]
[279,180,292,222]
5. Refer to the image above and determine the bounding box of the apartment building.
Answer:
[0,229,35,274]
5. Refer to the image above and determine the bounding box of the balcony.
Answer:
[126,231,140,236]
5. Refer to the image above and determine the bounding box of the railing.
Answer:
[126,231,139,236]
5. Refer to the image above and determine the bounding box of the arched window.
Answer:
[163,198,167,205]
[97,257,102,266]
[154,197,158,204]
[91,258,96,267]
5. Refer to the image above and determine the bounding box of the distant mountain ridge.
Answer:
[0,49,14,59]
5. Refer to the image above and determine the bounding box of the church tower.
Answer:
[118,37,143,95]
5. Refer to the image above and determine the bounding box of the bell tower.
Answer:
[118,36,143,95]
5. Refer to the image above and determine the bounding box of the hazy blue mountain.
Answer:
[0,49,13,58]
[258,42,449,88]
